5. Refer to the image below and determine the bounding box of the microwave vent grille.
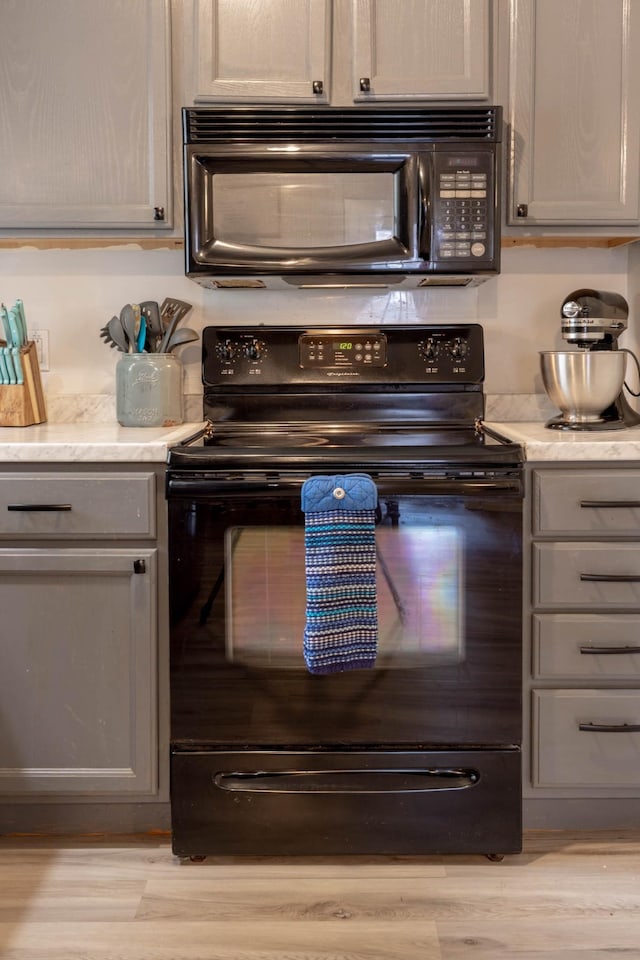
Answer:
[184,107,502,143]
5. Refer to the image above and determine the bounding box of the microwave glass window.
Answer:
[212,173,395,248]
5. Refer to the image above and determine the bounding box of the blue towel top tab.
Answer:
[301,474,378,513]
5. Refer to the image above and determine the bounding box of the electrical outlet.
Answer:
[30,329,50,371]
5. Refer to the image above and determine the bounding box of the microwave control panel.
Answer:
[430,149,495,266]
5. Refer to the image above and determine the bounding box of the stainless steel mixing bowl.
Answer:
[539,350,626,423]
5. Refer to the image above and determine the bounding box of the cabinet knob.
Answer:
[133,559,146,574]
[516,203,528,218]
[359,77,371,93]
[153,206,165,221]
[312,80,324,95]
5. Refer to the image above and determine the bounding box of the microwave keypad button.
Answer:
[471,231,487,240]
[440,189,456,198]
[456,232,471,240]
[455,244,471,255]
[471,242,486,257]
[440,249,456,257]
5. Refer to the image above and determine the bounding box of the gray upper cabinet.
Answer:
[187,0,333,103]
[0,0,172,230]
[185,0,490,105]
[507,0,640,226]
[352,0,490,101]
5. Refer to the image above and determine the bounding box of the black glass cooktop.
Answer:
[168,422,523,471]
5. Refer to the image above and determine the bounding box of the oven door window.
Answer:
[226,524,463,669]
[169,486,522,747]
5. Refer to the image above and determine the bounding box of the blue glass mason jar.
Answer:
[116,353,183,427]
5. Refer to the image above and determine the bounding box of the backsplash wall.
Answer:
[0,244,631,419]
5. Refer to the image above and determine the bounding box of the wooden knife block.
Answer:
[0,340,47,426]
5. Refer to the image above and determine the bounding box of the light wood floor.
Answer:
[0,831,639,959]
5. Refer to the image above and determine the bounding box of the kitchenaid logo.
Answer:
[327,370,362,377]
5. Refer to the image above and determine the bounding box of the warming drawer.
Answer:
[171,749,522,857]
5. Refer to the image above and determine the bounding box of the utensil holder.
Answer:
[116,353,183,427]
[0,341,47,427]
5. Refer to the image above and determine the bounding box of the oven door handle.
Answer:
[213,768,480,794]
[167,477,522,498]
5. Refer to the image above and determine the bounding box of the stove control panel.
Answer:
[202,325,484,386]
[299,334,387,368]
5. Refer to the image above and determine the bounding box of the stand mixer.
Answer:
[541,289,640,430]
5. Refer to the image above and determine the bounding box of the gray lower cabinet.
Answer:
[525,466,640,813]
[0,468,165,803]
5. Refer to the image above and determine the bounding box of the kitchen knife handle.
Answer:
[578,722,640,733]
[7,503,72,512]
[579,573,640,583]
[580,500,640,508]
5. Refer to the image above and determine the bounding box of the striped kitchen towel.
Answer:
[301,474,378,674]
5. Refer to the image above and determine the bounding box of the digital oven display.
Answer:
[299,333,387,368]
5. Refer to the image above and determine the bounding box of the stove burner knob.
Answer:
[449,337,468,360]
[419,338,439,361]
[243,338,266,361]
[216,339,238,362]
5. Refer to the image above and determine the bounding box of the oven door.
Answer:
[168,472,523,750]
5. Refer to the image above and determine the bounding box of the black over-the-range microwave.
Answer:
[183,106,502,290]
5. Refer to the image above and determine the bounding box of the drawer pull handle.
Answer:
[7,503,72,512]
[580,500,640,508]
[579,722,640,733]
[580,645,640,655]
[580,573,640,583]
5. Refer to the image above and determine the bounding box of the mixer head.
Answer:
[561,288,628,348]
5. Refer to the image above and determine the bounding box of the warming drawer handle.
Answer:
[213,768,479,795]
[578,722,640,733]
[7,503,72,512]
[580,500,640,509]
[580,644,640,655]
[579,573,640,583]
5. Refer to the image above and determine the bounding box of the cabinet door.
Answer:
[507,0,640,225]
[352,0,490,101]
[0,0,171,229]
[0,548,157,797]
[188,0,331,103]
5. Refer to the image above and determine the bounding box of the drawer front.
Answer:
[533,614,640,679]
[533,543,640,608]
[0,473,155,539]
[533,689,640,788]
[533,469,640,536]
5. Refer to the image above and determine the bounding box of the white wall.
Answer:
[0,243,631,407]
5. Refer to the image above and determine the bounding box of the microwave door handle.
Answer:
[418,161,430,260]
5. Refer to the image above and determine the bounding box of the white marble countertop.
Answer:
[0,422,204,462]
[3,415,640,464]
[486,421,640,461]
